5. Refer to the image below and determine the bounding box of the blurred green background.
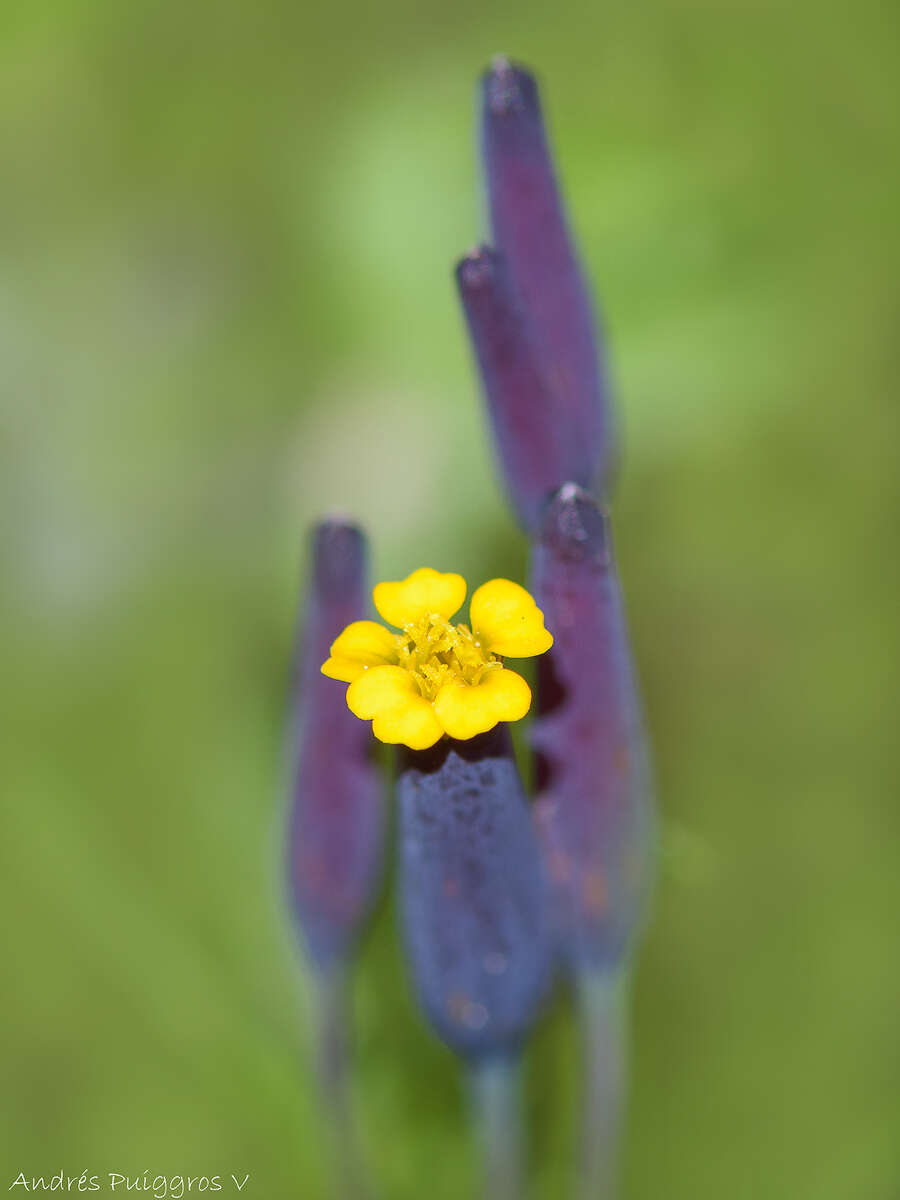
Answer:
[2,0,898,1196]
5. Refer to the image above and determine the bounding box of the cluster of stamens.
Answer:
[393,615,502,699]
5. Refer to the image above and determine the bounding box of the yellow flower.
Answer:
[321,567,553,751]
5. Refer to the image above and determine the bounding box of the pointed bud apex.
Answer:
[481,59,614,495]
[530,487,654,968]
[286,520,384,968]
[456,245,569,530]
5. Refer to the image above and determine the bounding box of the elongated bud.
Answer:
[286,519,384,968]
[530,485,654,968]
[397,729,551,1059]
[456,246,568,531]
[481,58,614,495]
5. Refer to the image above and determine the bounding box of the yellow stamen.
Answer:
[394,614,502,699]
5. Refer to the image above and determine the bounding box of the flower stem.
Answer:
[309,964,373,1200]
[468,1054,525,1200]
[574,970,628,1200]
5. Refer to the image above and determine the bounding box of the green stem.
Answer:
[468,1054,525,1200]
[309,964,373,1200]
[574,970,628,1200]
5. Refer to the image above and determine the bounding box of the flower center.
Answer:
[394,614,501,700]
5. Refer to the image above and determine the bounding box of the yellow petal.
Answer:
[373,568,467,627]
[372,701,444,750]
[347,664,416,717]
[470,579,554,658]
[321,655,366,682]
[321,620,398,682]
[332,620,398,664]
[433,668,531,741]
[347,665,444,750]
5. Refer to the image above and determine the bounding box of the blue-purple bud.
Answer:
[480,58,614,497]
[286,520,384,969]
[397,729,551,1060]
[456,246,569,531]
[530,485,654,970]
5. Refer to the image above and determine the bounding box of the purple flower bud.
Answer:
[530,485,654,969]
[286,520,384,969]
[480,58,614,497]
[456,246,570,531]
[397,729,551,1059]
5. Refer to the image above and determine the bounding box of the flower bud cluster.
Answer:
[458,57,655,974]
[284,56,656,1196]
